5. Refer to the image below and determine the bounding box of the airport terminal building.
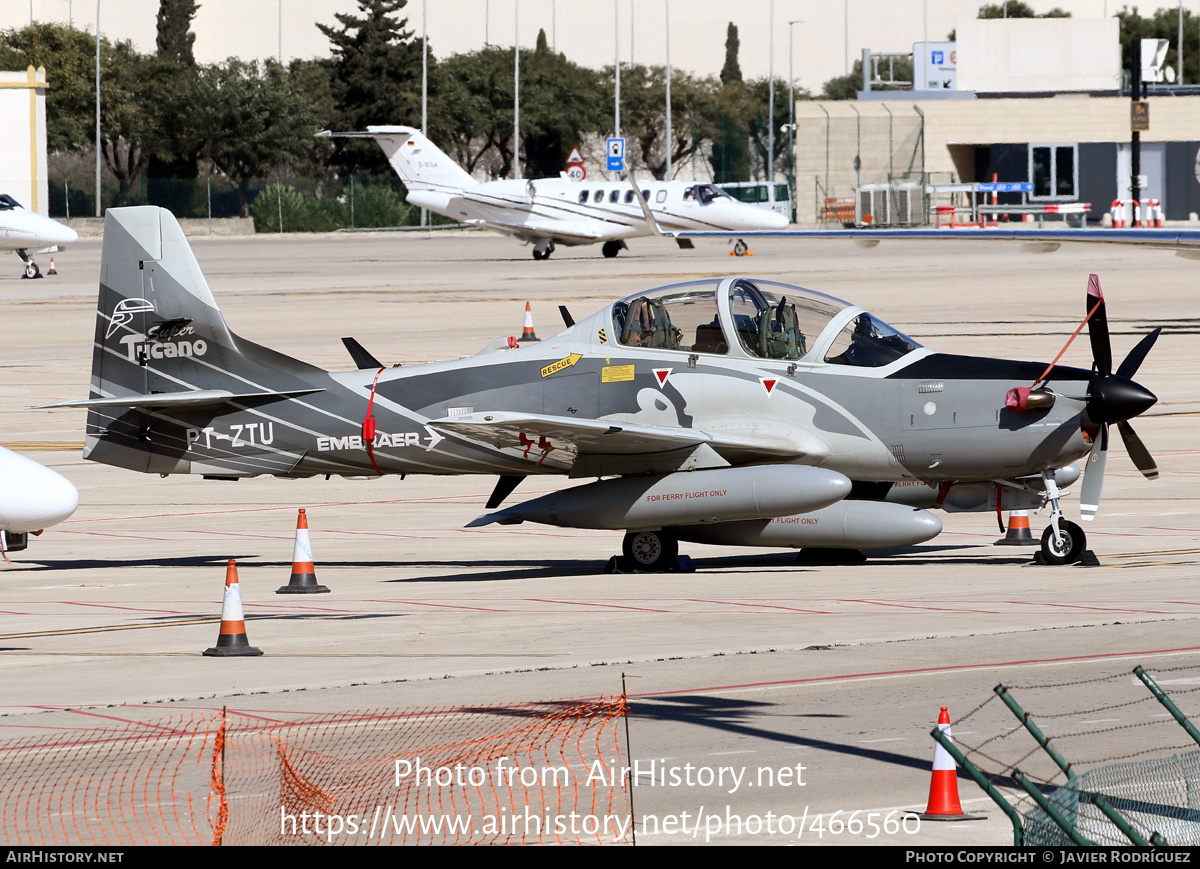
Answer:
[793,18,1200,226]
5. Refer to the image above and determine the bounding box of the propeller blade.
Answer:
[1116,327,1162,379]
[1118,420,1159,480]
[1087,274,1111,377]
[1078,424,1108,522]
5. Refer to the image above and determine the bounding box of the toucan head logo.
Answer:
[106,298,156,339]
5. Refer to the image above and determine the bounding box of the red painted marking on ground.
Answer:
[1025,601,1181,615]
[845,599,1003,615]
[528,598,672,613]
[60,601,189,615]
[365,599,509,613]
[629,644,1200,698]
[686,599,832,614]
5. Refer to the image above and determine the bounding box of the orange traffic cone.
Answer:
[47,258,57,275]
[520,302,540,342]
[204,560,262,656]
[277,508,329,594]
[995,510,1035,546]
[920,707,968,819]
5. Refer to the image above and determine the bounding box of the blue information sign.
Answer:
[606,137,626,172]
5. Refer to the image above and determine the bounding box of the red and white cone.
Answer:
[995,510,1035,546]
[204,560,262,656]
[520,302,540,342]
[920,707,970,820]
[277,508,329,594]
[47,258,57,275]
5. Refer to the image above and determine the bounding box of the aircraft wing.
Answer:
[430,411,813,476]
[449,196,611,244]
[664,227,1200,256]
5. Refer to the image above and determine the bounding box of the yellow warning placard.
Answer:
[1131,101,1149,132]
[540,353,583,378]
[602,365,635,383]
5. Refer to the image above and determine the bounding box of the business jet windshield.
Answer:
[0,194,21,211]
[610,278,921,365]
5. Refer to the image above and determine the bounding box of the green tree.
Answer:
[0,22,98,153]
[318,0,427,173]
[1117,6,1199,87]
[820,56,912,100]
[977,2,1070,18]
[155,0,198,65]
[607,64,709,180]
[720,23,742,85]
[436,45,603,179]
[709,24,748,182]
[196,60,322,215]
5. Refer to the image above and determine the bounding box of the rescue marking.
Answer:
[653,368,671,388]
[540,353,583,378]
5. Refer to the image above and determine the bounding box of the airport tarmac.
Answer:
[2,229,1198,846]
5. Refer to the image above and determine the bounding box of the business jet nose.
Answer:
[0,448,79,533]
[744,207,789,230]
[54,223,80,245]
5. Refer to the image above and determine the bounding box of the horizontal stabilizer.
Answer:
[38,387,324,410]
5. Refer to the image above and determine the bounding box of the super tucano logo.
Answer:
[109,298,208,362]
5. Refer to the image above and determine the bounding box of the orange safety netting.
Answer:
[0,696,632,846]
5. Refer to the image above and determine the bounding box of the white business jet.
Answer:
[1,193,79,278]
[318,126,788,260]
[0,445,79,558]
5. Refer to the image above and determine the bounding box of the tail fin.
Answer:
[322,126,475,192]
[76,207,322,474]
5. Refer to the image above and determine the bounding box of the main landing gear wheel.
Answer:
[532,248,548,260]
[602,240,624,259]
[622,530,678,571]
[1040,520,1086,565]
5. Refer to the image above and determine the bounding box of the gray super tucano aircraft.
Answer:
[46,206,1160,568]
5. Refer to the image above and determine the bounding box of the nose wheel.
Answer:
[1040,520,1085,565]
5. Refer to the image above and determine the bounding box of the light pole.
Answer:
[664,0,671,180]
[514,0,520,179]
[95,0,101,217]
[422,0,428,226]
[768,0,774,186]
[788,19,804,224]
[614,0,620,139]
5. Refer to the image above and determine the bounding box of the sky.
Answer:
[4,1,1179,96]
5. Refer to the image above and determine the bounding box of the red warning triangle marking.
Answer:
[567,147,584,164]
[760,377,778,396]
[653,368,671,387]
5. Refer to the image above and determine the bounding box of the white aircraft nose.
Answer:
[54,223,80,245]
[0,447,79,533]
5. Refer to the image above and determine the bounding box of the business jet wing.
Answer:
[449,196,609,244]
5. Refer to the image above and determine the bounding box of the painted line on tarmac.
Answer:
[629,644,1200,699]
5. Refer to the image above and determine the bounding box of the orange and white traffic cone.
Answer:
[520,302,540,342]
[920,707,966,819]
[47,258,57,275]
[204,560,263,656]
[277,508,329,594]
[995,510,1035,546]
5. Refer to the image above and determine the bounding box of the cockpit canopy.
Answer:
[610,278,920,367]
[0,194,22,211]
[681,184,730,205]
